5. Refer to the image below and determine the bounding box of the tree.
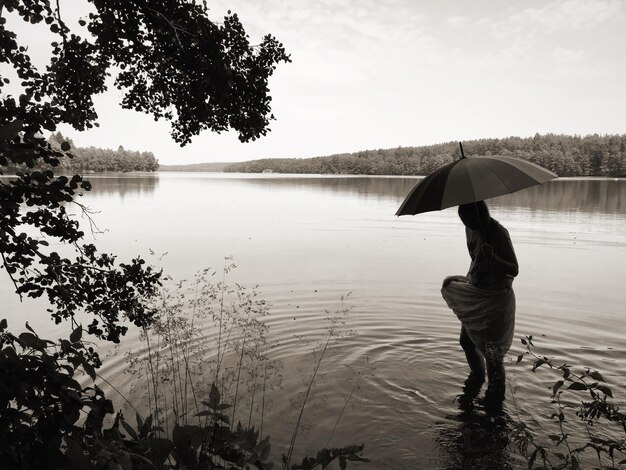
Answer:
[0,0,290,344]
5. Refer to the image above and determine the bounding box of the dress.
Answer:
[441,219,518,359]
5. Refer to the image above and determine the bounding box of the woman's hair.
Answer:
[458,201,491,229]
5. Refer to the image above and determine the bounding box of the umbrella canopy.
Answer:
[395,154,557,216]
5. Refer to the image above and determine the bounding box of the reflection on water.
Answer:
[435,374,517,470]
[85,173,159,198]
[74,172,626,215]
[233,175,625,214]
[492,178,625,214]
[3,173,624,213]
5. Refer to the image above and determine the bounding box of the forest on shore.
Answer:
[3,132,159,173]
[224,134,626,177]
[159,161,232,172]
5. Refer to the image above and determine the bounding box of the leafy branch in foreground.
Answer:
[1,0,289,345]
[512,335,626,469]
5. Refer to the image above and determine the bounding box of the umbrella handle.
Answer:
[473,201,487,241]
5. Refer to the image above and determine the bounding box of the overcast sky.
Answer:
[6,0,626,164]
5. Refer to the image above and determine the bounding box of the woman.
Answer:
[441,201,518,399]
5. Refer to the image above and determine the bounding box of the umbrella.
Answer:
[395,144,557,216]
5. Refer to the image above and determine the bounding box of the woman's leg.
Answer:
[485,352,506,401]
[459,327,485,377]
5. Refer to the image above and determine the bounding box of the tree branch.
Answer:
[55,0,68,45]
[143,5,189,50]
[1,250,23,301]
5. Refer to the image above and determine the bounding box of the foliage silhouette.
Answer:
[0,0,289,342]
[0,2,305,469]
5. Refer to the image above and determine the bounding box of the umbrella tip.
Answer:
[459,142,466,159]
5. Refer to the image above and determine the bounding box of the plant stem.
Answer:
[144,326,160,429]
[248,369,257,429]
[231,331,247,425]
[284,335,331,469]
[326,369,362,447]
[95,372,143,419]
[260,361,268,439]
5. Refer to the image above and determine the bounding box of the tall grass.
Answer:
[119,264,369,468]
[125,259,279,432]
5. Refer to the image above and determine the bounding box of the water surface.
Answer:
[2,174,625,468]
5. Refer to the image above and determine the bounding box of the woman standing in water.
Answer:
[441,201,519,400]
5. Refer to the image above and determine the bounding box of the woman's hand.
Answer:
[479,243,494,260]
[442,275,466,289]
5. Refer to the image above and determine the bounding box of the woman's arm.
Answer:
[493,248,518,277]
[477,227,518,277]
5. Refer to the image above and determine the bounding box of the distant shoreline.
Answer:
[154,172,625,181]
[3,171,622,181]
[159,162,233,172]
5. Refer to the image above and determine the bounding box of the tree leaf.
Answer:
[145,437,174,466]
[70,325,82,343]
[209,383,221,409]
[25,322,37,335]
[588,370,605,382]
[0,120,23,140]
[532,358,547,371]
[567,382,587,391]
[173,424,204,451]
[136,412,144,432]
[140,414,153,438]
[82,361,96,381]
[120,418,138,440]
[552,380,564,397]
[18,332,47,351]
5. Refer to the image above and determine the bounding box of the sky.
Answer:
[4,0,626,164]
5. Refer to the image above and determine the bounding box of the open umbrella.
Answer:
[395,144,557,216]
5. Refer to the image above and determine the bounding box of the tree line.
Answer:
[2,132,159,173]
[224,134,626,177]
[49,132,159,172]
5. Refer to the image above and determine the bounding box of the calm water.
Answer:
[2,174,625,468]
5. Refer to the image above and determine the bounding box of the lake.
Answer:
[2,173,625,468]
